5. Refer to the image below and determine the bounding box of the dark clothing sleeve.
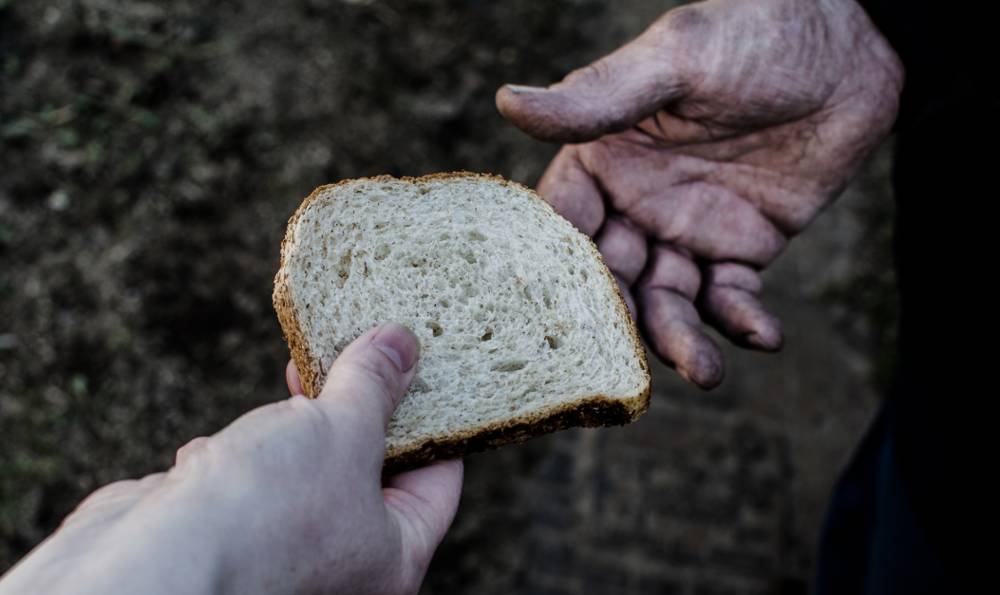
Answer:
[816,2,995,592]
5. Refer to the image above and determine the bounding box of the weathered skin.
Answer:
[497,0,903,388]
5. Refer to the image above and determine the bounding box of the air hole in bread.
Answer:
[480,328,493,341]
[544,335,560,349]
[469,230,486,242]
[492,360,526,372]
[336,250,352,287]
[426,321,443,337]
[374,244,390,260]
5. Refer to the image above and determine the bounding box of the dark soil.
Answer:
[0,1,897,592]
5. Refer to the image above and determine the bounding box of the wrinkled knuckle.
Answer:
[664,5,710,34]
[65,479,135,523]
[285,393,338,437]
[774,196,820,234]
[707,263,762,293]
[172,438,224,483]
[563,61,621,130]
[87,479,137,503]
[175,436,209,465]
[137,472,165,487]
[567,61,611,89]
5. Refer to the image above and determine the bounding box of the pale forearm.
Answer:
[0,479,228,595]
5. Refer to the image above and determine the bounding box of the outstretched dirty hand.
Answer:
[497,0,903,388]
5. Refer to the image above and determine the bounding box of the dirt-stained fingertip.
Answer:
[678,350,725,390]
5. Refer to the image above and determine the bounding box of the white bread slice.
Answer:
[273,173,650,471]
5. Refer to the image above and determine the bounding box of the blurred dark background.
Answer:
[0,0,897,593]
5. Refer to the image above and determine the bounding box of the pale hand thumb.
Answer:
[384,459,464,591]
[318,323,420,434]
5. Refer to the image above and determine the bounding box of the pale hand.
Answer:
[0,324,462,595]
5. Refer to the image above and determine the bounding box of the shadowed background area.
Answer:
[0,0,897,593]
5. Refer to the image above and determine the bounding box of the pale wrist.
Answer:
[60,476,228,595]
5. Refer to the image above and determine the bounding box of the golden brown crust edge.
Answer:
[273,172,652,471]
[383,388,651,474]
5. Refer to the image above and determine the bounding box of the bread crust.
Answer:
[273,172,651,471]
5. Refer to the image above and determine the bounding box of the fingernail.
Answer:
[373,323,419,373]
[504,84,545,94]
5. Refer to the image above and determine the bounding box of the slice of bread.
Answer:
[273,172,650,471]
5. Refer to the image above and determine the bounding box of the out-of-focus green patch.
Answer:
[131,108,161,129]
[37,105,76,126]
[0,453,64,532]
[0,389,72,556]
[69,375,89,398]
[2,105,80,143]
[55,128,80,148]
[2,55,18,77]
[186,105,219,135]
[0,117,37,140]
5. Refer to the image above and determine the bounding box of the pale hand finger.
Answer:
[383,458,464,591]
[286,360,303,396]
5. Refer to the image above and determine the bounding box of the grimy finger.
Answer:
[637,243,724,389]
[639,288,724,389]
[613,273,638,321]
[596,215,648,285]
[537,146,606,237]
[700,262,783,351]
[496,21,686,143]
[624,182,787,266]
